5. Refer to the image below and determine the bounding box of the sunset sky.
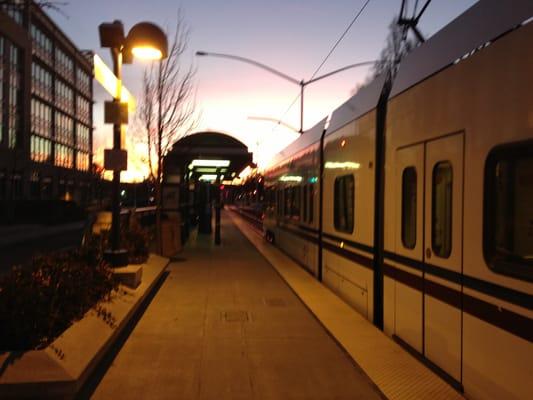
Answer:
[48,0,477,181]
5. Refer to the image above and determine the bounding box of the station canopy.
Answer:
[164,131,253,183]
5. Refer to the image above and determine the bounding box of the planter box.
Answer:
[0,254,169,399]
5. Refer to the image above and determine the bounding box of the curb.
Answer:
[0,254,169,399]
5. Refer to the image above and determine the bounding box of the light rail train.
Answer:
[261,2,533,399]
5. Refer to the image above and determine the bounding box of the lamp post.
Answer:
[196,51,375,133]
[99,20,167,266]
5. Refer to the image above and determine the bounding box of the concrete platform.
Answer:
[90,213,385,399]
[230,212,464,400]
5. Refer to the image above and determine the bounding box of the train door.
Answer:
[424,133,463,384]
[394,143,424,353]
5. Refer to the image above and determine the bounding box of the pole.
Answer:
[105,47,128,266]
[299,81,304,133]
[111,48,122,254]
[214,170,221,245]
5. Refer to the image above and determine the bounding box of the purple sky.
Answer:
[49,0,477,179]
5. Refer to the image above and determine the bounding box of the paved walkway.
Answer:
[91,212,384,399]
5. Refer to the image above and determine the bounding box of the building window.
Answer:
[484,140,533,281]
[55,47,74,82]
[402,167,417,249]
[76,68,91,95]
[76,123,90,151]
[55,112,74,146]
[30,135,52,163]
[31,98,52,137]
[76,96,91,123]
[55,79,73,112]
[1,1,24,25]
[55,143,73,168]
[11,174,22,200]
[30,172,40,199]
[334,175,354,233]
[31,62,52,101]
[31,24,53,64]
[432,162,453,258]
[41,177,52,199]
[76,152,89,171]
[8,43,22,149]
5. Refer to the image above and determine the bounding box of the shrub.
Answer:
[0,250,117,352]
[92,220,151,265]
[122,223,151,264]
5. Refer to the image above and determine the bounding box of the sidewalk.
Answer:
[90,212,384,399]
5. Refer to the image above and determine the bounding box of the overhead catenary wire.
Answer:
[275,0,373,130]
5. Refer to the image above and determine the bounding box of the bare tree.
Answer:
[372,16,416,79]
[136,12,197,253]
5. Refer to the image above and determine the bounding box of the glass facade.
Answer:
[1,6,93,203]
[8,43,22,149]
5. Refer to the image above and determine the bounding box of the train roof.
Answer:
[390,0,533,99]
[325,74,386,136]
[265,117,327,170]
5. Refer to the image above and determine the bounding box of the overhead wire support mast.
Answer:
[276,0,373,132]
[196,51,374,134]
[398,0,433,43]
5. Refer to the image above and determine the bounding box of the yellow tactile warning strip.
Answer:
[230,213,464,400]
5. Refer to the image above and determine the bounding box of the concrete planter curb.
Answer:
[0,254,169,399]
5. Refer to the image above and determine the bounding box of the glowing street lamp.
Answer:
[99,20,167,266]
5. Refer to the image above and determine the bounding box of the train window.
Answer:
[484,141,533,281]
[334,175,354,233]
[283,190,287,216]
[309,184,314,223]
[402,167,417,249]
[292,186,301,219]
[277,189,283,217]
[432,162,453,258]
[303,185,308,222]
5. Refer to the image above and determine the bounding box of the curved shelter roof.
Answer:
[164,131,253,181]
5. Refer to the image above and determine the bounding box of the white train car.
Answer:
[383,2,533,398]
[263,119,325,277]
[261,1,532,399]
[320,75,385,320]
